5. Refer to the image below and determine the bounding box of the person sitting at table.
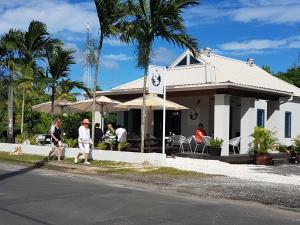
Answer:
[94,123,103,146]
[115,125,127,143]
[195,123,206,144]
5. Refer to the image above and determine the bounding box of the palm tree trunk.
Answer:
[51,86,55,119]
[7,74,14,142]
[92,32,104,149]
[20,90,25,134]
[141,66,148,153]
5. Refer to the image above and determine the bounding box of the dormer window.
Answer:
[190,55,201,65]
[175,54,202,67]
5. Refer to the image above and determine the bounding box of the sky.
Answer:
[0,0,299,91]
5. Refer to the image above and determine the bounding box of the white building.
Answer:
[98,49,300,156]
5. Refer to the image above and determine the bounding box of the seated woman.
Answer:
[195,123,206,144]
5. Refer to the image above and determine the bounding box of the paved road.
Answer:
[0,165,299,225]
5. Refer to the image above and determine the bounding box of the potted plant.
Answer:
[292,135,300,163]
[209,137,224,156]
[250,127,277,165]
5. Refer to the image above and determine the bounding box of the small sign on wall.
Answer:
[188,108,199,125]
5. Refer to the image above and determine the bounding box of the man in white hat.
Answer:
[75,118,92,165]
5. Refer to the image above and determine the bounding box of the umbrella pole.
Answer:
[162,69,166,165]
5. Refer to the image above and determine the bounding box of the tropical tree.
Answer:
[93,0,127,143]
[17,21,52,133]
[276,66,300,88]
[44,46,89,115]
[120,0,199,152]
[0,29,23,142]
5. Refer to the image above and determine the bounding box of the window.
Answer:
[285,112,291,138]
[257,109,265,128]
[190,55,201,65]
[175,56,187,66]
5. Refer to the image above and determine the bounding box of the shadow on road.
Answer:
[0,207,55,225]
[0,158,48,181]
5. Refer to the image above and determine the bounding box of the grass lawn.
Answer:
[0,151,209,178]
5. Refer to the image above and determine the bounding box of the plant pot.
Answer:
[255,154,272,165]
[210,147,221,156]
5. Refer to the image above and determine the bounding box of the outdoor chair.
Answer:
[229,136,241,154]
[169,135,192,153]
[194,136,213,154]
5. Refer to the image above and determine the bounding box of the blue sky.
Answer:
[1,0,299,91]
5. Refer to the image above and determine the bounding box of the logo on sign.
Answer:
[151,69,161,87]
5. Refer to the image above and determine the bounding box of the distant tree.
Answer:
[262,65,272,74]
[276,66,300,88]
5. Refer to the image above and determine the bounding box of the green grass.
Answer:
[0,151,210,178]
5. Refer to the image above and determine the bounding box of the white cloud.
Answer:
[105,39,126,47]
[151,47,178,65]
[63,42,83,64]
[103,54,132,61]
[0,0,98,34]
[219,36,300,51]
[185,0,300,25]
[101,60,119,70]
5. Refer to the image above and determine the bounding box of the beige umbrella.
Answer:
[32,100,81,114]
[114,94,188,110]
[71,96,121,112]
[71,96,121,131]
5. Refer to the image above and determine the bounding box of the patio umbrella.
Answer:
[114,94,188,110]
[70,96,121,113]
[71,96,121,132]
[32,100,81,114]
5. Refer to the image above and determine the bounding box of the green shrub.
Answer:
[293,135,300,153]
[278,144,288,153]
[117,142,131,151]
[251,127,277,154]
[209,137,224,148]
[97,142,109,150]
[16,133,27,144]
[28,135,37,145]
[64,138,77,148]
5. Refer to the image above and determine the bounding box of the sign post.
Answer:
[148,65,166,165]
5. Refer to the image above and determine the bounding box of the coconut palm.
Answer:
[92,0,127,143]
[120,0,199,152]
[0,29,23,141]
[17,21,53,133]
[44,46,89,115]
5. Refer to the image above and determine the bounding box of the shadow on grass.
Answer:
[0,157,48,181]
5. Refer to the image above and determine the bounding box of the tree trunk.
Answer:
[92,32,104,149]
[51,86,55,119]
[20,90,25,134]
[7,76,14,142]
[141,66,148,153]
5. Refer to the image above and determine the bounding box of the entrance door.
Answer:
[154,110,181,138]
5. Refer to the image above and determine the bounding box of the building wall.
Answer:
[277,98,300,146]
[169,95,211,137]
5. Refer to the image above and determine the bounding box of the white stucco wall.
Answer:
[169,95,211,137]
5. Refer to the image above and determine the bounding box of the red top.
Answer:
[195,128,206,143]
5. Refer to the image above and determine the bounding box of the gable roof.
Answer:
[102,49,300,97]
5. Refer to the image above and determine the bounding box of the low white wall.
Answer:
[0,143,163,166]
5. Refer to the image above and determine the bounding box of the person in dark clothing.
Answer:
[47,118,63,162]
[94,123,103,146]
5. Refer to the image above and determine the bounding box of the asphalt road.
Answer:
[0,165,299,225]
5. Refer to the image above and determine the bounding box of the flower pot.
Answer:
[255,154,272,165]
[210,147,221,156]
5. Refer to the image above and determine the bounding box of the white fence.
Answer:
[0,143,163,166]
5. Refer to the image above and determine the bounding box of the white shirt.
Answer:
[115,128,127,142]
[78,125,91,144]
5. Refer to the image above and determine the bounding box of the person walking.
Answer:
[75,118,92,165]
[47,118,63,162]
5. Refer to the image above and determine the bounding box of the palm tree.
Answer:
[0,29,23,142]
[44,46,89,115]
[17,21,52,133]
[92,0,127,144]
[120,0,199,152]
